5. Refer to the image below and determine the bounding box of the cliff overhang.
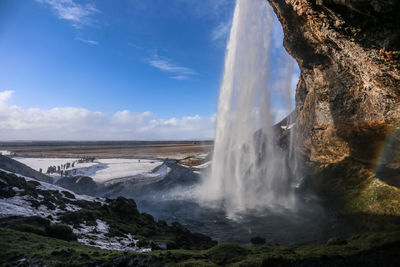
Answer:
[268,0,400,215]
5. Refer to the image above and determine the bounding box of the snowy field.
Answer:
[15,157,165,183]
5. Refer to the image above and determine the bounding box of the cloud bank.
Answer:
[0,91,215,141]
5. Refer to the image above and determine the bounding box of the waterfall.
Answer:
[199,0,297,216]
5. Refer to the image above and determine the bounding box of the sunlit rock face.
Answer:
[268,0,400,214]
[269,0,399,165]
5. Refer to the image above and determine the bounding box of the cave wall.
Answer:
[268,0,400,214]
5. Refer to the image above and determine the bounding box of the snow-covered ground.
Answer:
[79,158,163,183]
[0,168,151,252]
[0,168,100,219]
[0,194,81,219]
[177,153,212,173]
[103,163,170,185]
[15,157,165,183]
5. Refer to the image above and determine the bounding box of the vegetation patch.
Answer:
[310,157,400,216]
[2,227,400,266]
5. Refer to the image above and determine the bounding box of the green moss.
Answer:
[0,227,128,266]
[2,227,400,266]
[310,157,400,216]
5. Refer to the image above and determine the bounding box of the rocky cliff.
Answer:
[268,0,400,215]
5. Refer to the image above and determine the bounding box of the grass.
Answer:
[4,228,400,266]
[4,227,399,266]
[0,227,127,266]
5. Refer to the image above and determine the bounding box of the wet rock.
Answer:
[0,186,16,198]
[56,176,100,196]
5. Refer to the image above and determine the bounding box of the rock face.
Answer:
[56,176,102,196]
[268,0,400,214]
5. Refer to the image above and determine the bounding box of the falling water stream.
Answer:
[199,0,297,216]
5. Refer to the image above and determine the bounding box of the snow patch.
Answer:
[104,164,171,186]
[281,123,295,130]
[0,194,78,220]
[194,161,212,169]
[72,220,151,252]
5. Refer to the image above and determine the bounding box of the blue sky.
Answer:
[0,0,298,140]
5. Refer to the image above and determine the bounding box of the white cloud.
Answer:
[170,75,190,80]
[211,20,231,46]
[148,59,195,75]
[147,56,196,80]
[36,0,100,29]
[0,91,215,141]
[0,90,13,109]
[76,38,98,45]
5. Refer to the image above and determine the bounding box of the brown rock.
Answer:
[268,0,400,214]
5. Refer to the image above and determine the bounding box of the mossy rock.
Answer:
[45,223,77,241]
[0,187,16,198]
[310,157,400,216]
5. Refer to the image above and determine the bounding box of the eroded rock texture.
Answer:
[268,0,400,214]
